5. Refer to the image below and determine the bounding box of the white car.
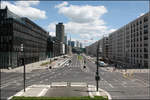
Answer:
[99,61,105,67]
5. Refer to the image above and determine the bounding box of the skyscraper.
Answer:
[64,35,67,45]
[80,43,83,48]
[56,22,65,43]
[76,41,80,48]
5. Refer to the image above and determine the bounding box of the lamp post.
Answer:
[95,41,100,91]
[21,43,26,92]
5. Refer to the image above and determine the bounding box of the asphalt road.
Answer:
[0,54,149,99]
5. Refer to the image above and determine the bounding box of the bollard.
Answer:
[49,66,52,69]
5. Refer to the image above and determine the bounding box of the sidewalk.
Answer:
[1,55,71,73]
[101,66,150,73]
[8,82,111,100]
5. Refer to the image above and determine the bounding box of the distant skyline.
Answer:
[1,1,149,47]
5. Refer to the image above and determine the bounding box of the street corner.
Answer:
[88,85,112,100]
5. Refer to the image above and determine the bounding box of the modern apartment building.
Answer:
[0,7,49,68]
[108,12,149,68]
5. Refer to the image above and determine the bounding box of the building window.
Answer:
[144,16,148,22]
[140,31,142,35]
[140,49,142,52]
[144,36,148,40]
[140,37,142,41]
[144,48,148,52]
[144,54,148,59]
[144,43,148,47]
[144,30,148,34]
[144,24,148,28]
[136,21,139,26]
[140,20,142,24]
[144,61,148,68]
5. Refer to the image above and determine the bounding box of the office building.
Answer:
[80,43,83,48]
[102,37,109,60]
[108,12,149,68]
[71,41,75,47]
[76,41,80,48]
[0,7,49,68]
[56,22,65,43]
[64,35,67,45]
[85,40,103,57]
[56,22,66,55]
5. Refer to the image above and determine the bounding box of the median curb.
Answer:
[8,83,111,100]
[88,85,112,100]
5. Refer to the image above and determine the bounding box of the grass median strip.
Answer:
[40,61,52,66]
[78,55,83,60]
[11,96,108,100]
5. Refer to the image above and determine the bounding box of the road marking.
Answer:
[1,83,10,88]
[104,80,114,88]
[88,85,94,98]
[51,82,67,87]
[134,79,149,86]
[38,88,48,97]
[122,81,127,87]
[71,82,87,87]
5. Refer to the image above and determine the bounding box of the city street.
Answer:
[0,54,150,100]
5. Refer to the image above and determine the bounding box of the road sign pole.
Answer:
[21,44,26,92]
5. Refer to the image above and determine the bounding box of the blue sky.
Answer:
[2,1,149,47]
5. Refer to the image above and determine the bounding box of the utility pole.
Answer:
[95,41,100,91]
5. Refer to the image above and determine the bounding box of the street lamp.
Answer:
[95,41,100,91]
[21,43,26,92]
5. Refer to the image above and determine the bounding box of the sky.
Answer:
[1,0,149,47]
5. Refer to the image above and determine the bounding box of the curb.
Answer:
[7,83,112,100]
[88,85,112,100]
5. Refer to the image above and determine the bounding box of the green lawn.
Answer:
[40,61,52,66]
[11,96,108,100]
[78,55,83,60]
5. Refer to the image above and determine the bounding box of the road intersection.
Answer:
[0,54,149,99]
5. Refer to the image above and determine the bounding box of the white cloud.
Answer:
[2,1,47,20]
[80,34,90,39]
[15,0,40,7]
[137,13,145,18]
[55,1,68,8]
[48,2,116,46]
[140,13,145,16]
[49,32,56,37]
[57,3,107,24]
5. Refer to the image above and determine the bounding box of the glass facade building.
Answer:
[0,7,49,68]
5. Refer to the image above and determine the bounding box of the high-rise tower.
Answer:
[56,22,65,43]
